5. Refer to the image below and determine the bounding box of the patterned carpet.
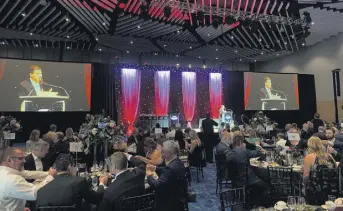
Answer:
[188,163,221,211]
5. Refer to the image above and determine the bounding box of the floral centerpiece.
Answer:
[79,114,126,171]
[0,116,21,148]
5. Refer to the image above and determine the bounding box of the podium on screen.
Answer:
[19,95,69,111]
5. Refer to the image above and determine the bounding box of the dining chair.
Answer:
[215,153,232,193]
[267,166,294,203]
[122,192,156,211]
[36,205,77,211]
[219,186,246,211]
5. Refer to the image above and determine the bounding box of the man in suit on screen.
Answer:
[20,65,49,96]
[259,76,276,99]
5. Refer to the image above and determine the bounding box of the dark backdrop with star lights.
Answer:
[114,64,230,128]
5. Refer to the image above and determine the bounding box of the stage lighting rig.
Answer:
[164,6,171,18]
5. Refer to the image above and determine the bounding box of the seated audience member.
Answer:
[0,147,56,211]
[186,130,202,167]
[36,154,106,209]
[147,140,187,211]
[285,124,292,133]
[303,137,337,205]
[301,123,311,140]
[166,124,176,140]
[26,129,41,153]
[216,132,232,157]
[127,127,140,154]
[226,135,268,207]
[24,140,50,172]
[326,127,343,154]
[186,129,202,154]
[54,132,69,154]
[98,152,146,211]
[63,128,78,142]
[184,127,191,138]
[246,129,261,145]
[276,133,287,148]
[42,131,57,146]
[174,127,185,150]
[49,124,57,133]
[136,138,164,166]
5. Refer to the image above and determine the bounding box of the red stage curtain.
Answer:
[182,72,196,127]
[155,71,170,116]
[121,68,141,134]
[244,72,252,110]
[209,73,222,118]
[294,75,299,108]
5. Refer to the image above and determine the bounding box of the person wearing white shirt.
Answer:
[276,133,287,149]
[166,125,176,140]
[0,147,56,211]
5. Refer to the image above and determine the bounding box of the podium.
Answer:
[261,98,287,110]
[20,95,69,111]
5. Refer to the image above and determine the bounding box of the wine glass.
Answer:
[287,196,297,211]
[297,197,306,211]
[91,176,98,190]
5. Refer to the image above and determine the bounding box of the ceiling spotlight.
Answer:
[276,53,279,56]
[99,48,102,51]
[0,42,5,45]
[302,42,305,46]
[65,18,70,22]
[216,48,218,51]
[130,41,133,44]
[188,64,192,68]
[258,38,262,42]
[137,25,141,29]
[177,30,180,34]
[176,55,179,57]
[35,44,39,47]
[164,6,171,18]
[126,50,130,53]
[95,37,99,41]
[102,22,106,26]
[239,58,242,61]
[261,52,264,55]
[208,34,210,37]
[163,44,167,47]
[230,35,234,39]
[311,22,315,25]
[189,46,192,49]
[67,35,70,38]
[254,60,257,62]
[154,53,158,55]
[198,56,201,59]
[203,65,206,69]
[21,13,26,17]
[215,57,218,60]
[284,41,287,45]
[30,33,33,36]
[67,46,70,49]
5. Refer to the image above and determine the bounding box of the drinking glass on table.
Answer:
[287,196,297,210]
[297,197,306,211]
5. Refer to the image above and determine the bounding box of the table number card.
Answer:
[3,132,15,140]
[154,128,162,134]
[287,133,300,141]
[266,126,274,132]
[69,142,83,152]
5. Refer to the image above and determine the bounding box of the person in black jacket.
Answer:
[24,140,50,173]
[98,152,146,211]
[36,154,107,210]
[311,113,325,133]
[147,140,187,211]
[201,113,219,163]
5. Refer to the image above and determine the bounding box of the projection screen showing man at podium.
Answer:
[244,72,299,111]
[0,59,91,112]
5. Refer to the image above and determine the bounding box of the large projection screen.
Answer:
[244,72,299,111]
[0,59,91,112]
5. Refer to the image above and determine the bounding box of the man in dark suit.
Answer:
[20,65,48,96]
[311,113,325,133]
[24,140,50,172]
[259,76,276,99]
[147,140,187,211]
[98,152,146,211]
[36,154,107,210]
[226,135,268,207]
[201,112,219,163]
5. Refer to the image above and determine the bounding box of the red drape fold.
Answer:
[244,72,252,110]
[155,71,170,116]
[182,72,196,127]
[209,73,222,118]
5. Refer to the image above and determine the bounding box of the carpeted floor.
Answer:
[188,163,221,211]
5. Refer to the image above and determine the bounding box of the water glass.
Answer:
[287,196,297,210]
[297,197,306,210]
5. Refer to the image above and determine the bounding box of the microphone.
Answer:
[42,82,70,98]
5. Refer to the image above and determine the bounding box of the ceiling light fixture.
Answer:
[215,57,218,60]
[30,33,33,36]
[176,55,179,57]
[189,46,192,49]
[126,50,130,53]
[21,13,26,17]
[67,46,70,49]
[35,44,39,47]
[137,25,141,29]
[130,41,133,44]
[216,48,218,51]
[99,48,102,51]
[95,37,99,41]
[65,17,70,22]
[261,52,264,55]
[67,35,70,38]
[203,65,206,69]
[163,44,166,47]
[302,42,305,46]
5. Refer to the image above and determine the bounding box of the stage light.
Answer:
[203,65,206,69]
[239,58,242,61]
[258,38,262,42]
[65,17,70,22]
[67,46,70,49]
[254,60,257,62]
[154,53,158,55]
[284,41,287,45]
[212,17,221,29]
[208,34,210,37]
[188,64,192,68]
[303,11,312,25]
[164,6,171,18]
[226,16,235,25]
[0,42,5,45]
[102,22,106,26]
[230,35,234,39]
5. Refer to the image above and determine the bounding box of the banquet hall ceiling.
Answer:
[0,0,341,62]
